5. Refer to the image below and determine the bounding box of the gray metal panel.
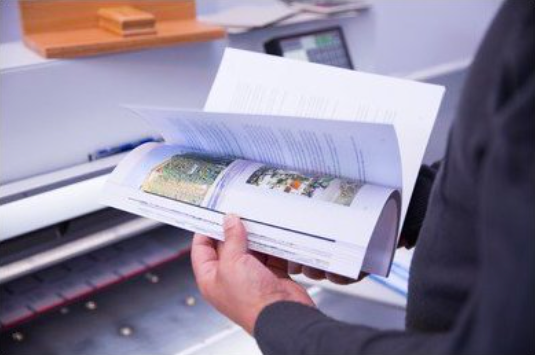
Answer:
[0,253,405,355]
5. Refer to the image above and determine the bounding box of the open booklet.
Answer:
[101,49,445,279]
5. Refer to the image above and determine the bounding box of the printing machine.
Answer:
[0,42,402,355]
[0,1,495,353]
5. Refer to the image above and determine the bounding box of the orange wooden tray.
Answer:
[19,0,226,58]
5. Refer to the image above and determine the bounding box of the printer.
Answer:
[0,38,408,355]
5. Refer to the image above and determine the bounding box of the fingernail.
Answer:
[288,262,302,274]
[223,214,239,230]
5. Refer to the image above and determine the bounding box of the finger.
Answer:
[288,262,303,275]
[191,234,218,264]
[270,266,291,279]
[326,272,357,285]
[266,256,288,272]
[302,266,326,280]
[191,234,218,286]
[251,251,268,265]
[357,272,369,282]
[220,214,248,261]
[397,236,408,248]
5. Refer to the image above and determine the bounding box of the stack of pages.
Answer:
[101,49,444,279]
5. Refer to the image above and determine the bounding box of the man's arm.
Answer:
[400,163,440,248]
[255,301,448,355]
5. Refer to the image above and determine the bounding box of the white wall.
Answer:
[371,0,502,74]
[1,0,503,74]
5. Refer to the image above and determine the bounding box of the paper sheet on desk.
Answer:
[199,3,296,28]
[205,48,445,227]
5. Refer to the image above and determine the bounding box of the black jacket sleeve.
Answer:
[400,163,440,248]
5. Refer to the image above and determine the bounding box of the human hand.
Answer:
[191,214,315,334]
[288,234,410,284]
[288,262,367,285]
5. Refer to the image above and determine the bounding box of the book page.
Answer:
[126,107,402,189]
[101,107,402,277]
[205,48,445,225]
[101,143,399,278]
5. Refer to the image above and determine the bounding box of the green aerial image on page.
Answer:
[246,166,362,207]
[141,154,233,205]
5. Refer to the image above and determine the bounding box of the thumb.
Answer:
[220,214,248,261]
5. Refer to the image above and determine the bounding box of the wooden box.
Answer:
[18,0,226,58]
